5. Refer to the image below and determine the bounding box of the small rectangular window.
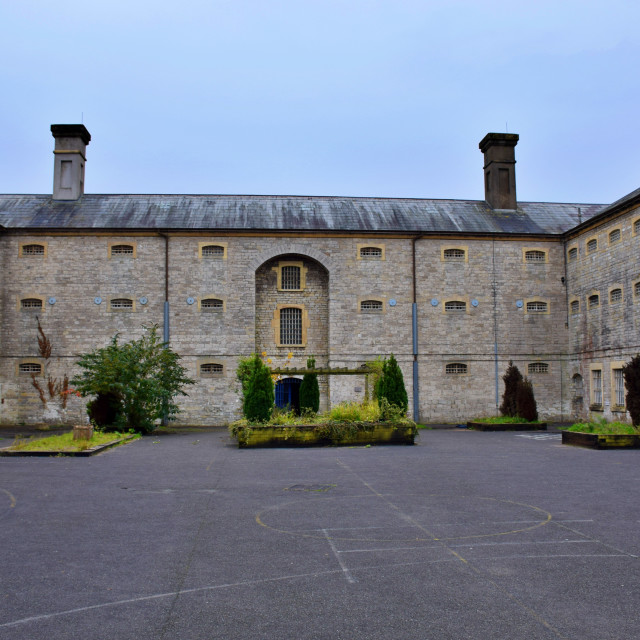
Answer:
[528,362,549,374]
[200,363,223,376]
[360,300,383,313]
[635,219,640,235]
[281,266,301,290]
[21,298,43,309]
[445,363,467,375]
[19,362,42,374]
[635,282,640,297]
[525,250,546,263]
[201,245,225,258]
[443,248,466,261]
[110,298,133,309]
[21,244,45,256]
[110,244,134,255]
[201,298,223,310]
[591,369,602,405]
[526,301,547,313]
[280,307,302,345]
[360,247,382,259]
[444,301,466,312]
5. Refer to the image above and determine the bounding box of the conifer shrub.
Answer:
[623,354,640,426]
[299,356,320,414]
[515,377,538,422]
[500,360,523,417]
[376,354,408,415]
[242,354,274,422]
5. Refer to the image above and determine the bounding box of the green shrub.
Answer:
[72,325,194,434]
[242,354,274,422]
[299,356,320,414]
[623,354,640,427]
[500,361,523,417]
[376,354,408,414]
[328,401,381,423]
[515,377,538,422]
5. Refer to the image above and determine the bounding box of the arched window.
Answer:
[444,301,466,312]
[609,229,621,244]
[587,238,598,253]
[19,362,42,374]
[528,362,549,374]
[588,294,599,309]
[526,301,547,313]
[201,298,223,310]
[359,247,382,259]
[21,298,43,309]
[635,219,640,235]
[200,363,223,376]
[443,248,466,261]
[568,247,578,261]
[609,288,622,304]
[360,300,383,313]
[110,298,133,310]
[570,300,580,314]
[635,281,640,297]
[110,244,134,255]
[525,250,546,263]
[445,363,467,375]
[280,307,302,345]
[21,244,45,256]
[201,244,225,258]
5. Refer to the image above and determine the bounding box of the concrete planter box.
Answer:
[467,421,547,431]
[562,430,640,449]
[232,423,417,448]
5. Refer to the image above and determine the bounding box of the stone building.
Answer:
[0,125,638,425]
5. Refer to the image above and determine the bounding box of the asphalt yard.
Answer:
[1,428,638,639]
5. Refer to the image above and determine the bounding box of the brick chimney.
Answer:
[51,124,91,200]
[479,133,518,210]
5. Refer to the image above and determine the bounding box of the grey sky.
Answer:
[1,0,639,204]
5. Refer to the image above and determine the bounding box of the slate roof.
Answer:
[0,194,606,236]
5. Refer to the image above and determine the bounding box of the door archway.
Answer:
[275,377,302,413]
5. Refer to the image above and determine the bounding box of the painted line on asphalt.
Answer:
[323,528,357,583]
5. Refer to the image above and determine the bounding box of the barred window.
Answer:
[21,244,45,256]
[110,298,133,309]
[635,219,640,235]
[360,300,383,313]
[591,369,602,405]
[610,288,622,304]
[281,266,301,290]
[443,248,466,261]
[570,300,580,314]
[588,294,599,309]
[201,298,223,310]
[110,244,134,255]
[526,301,547,313]
[528,362,549,374]
[21,298,43,309]
[201,245,224,258]
[635,281,640,297]
[525,250,546,263]
[445,363,467,375]
[444,301,466,312]
[200,363,223,376]
[587,238,597,253]
[280,307,302,345]
[360,247,382,259]
[609,229,621,244]
[19,363,42,374]
[614,368,625,407]
[568,247,578,261]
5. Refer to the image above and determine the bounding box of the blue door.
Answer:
[275,377,302,413]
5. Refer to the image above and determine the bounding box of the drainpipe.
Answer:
[492,239,499,412]
[412,236,420,422]
[159,232,170,425]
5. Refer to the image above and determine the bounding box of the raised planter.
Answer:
[562,430,640,449]
[0,435,137,457]
[467,421,547,431]
[232,423,417,448]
